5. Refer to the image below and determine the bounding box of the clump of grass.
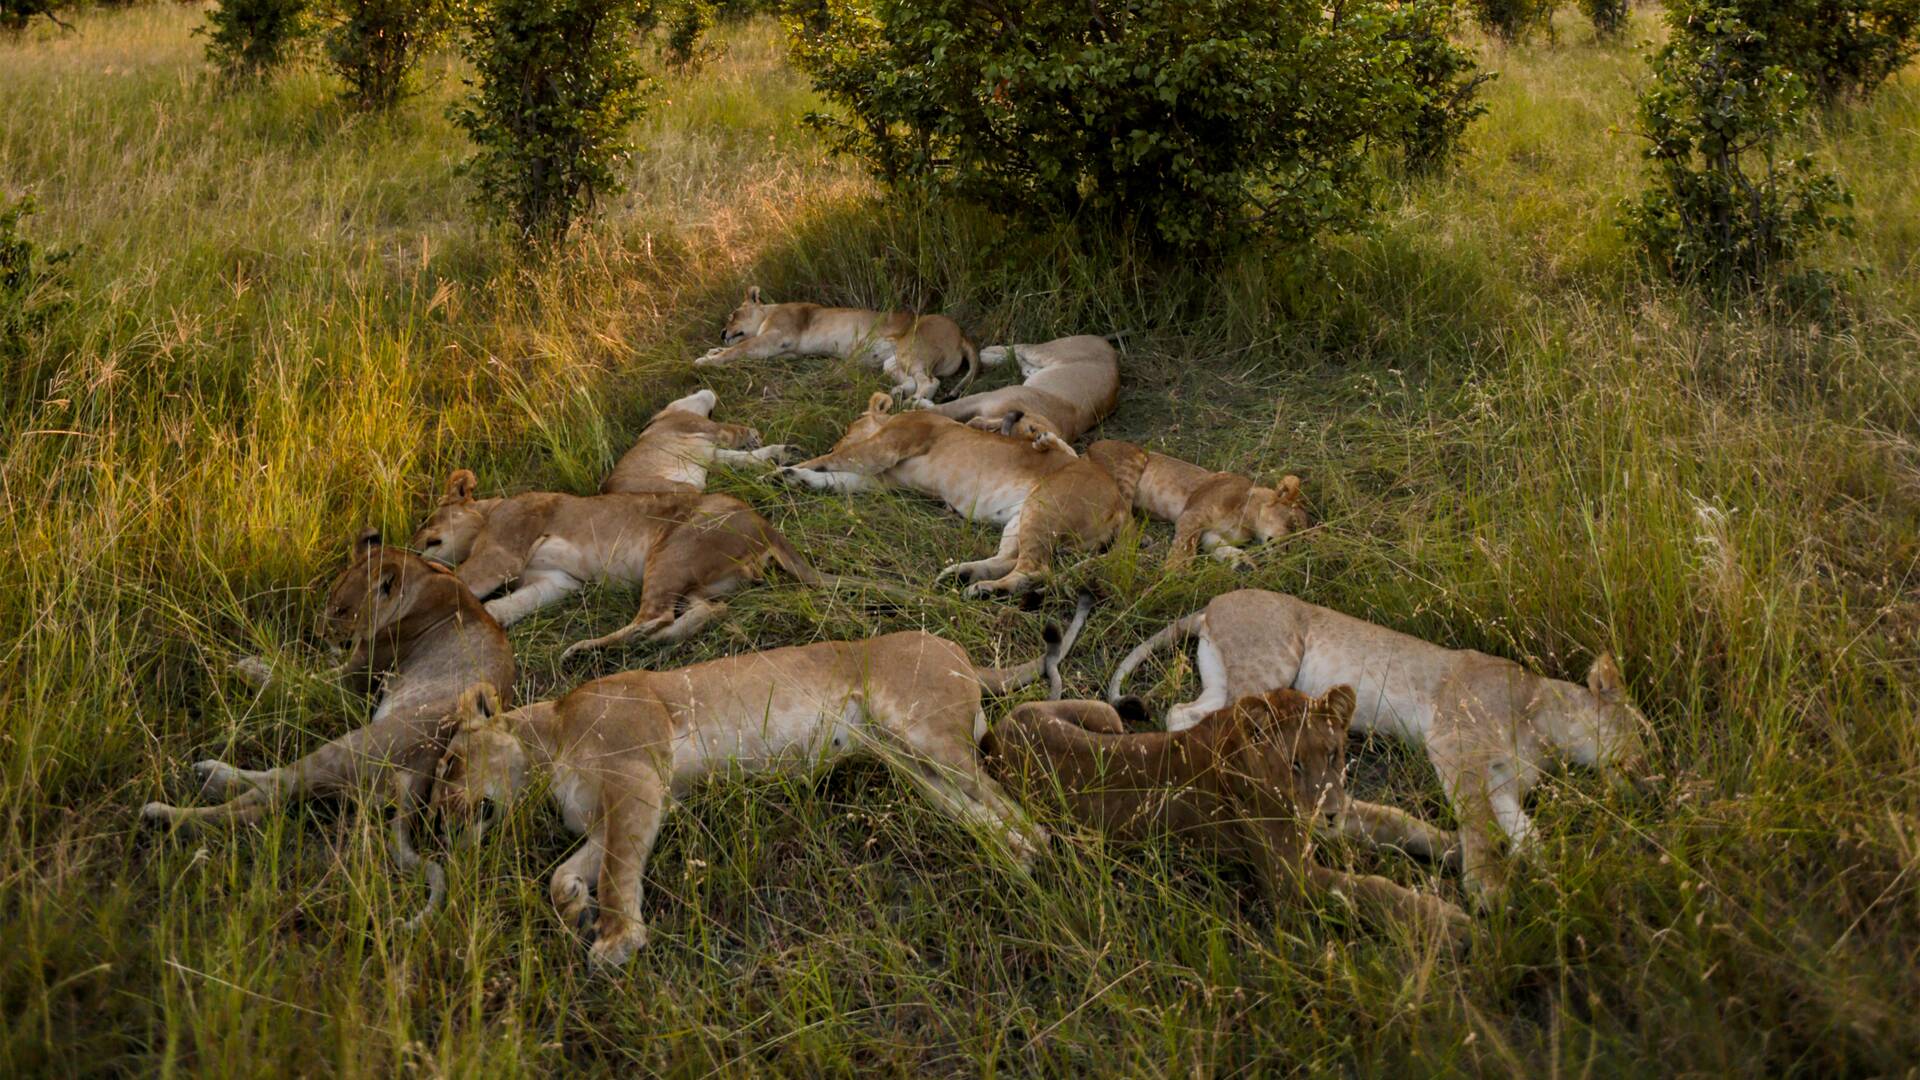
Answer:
[2,7,1918,1074]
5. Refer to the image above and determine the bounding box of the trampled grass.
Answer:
[3,6,1918,1075]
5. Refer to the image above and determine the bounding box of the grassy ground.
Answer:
[4,5,1919,1075]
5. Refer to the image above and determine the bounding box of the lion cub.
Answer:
[602,388,794,495]
[1109,589,1658,905]
[928,334,1120,443]
[778,394,1146,597]
[141,533,515,925]
[695,286,980,403]
[432,612,1086,968]
[412,470,816,659]
[984,687,1470,942]
[1133,451,1310,566]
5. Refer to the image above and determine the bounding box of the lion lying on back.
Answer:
[928,334,1119,443]
[696,286,980,403]
[777,393,1145,596]
[1109,589,1657,905]
[985,687,1469,943]
[602,388,794,495]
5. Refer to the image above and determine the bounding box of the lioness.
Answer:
[1134,452,1311,566]
[1107,589,1656,905]
[927,334,1120,443]
[141,533,515,925]
[413,469,824,659]
[983,687,1470,943]
[602,388,794,495]
[695,286,980,403]
[776,394,1146,596]
[432,602,1089,968]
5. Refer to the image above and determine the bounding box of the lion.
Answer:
[983,686,1470,943]
[1107,589,1657,905]
[775,394,1146,596]
[1134,451,1311,566]
[140,532,515,927]
[431,595,1091,968]
[412,469,823,660]
[602,388,795,495]
[694,286,981,403]
[926,334,1120,443]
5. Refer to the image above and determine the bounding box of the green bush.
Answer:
[452,0,653,246]
[1467,0,1556,42]
[1746,0,1920,102]
[1392,0,1495,174]
[2,0,72,33]
[0,196,70,363]
[320,0,455,110]
[659,0,717,71]
[1579,0,1628,38]
[1623,2,1852,288]
[201,0,311,82]
[787,0,1434,253]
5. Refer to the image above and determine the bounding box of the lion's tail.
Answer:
[975,592,1095,696]
[952,337,982,396]
[765,528,825,586]
[1107,610,1202,702]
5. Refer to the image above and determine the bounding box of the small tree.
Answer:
[321,0,454,110]
[788,0,1430,253]
[453,0,652,246]
[659,0,718,71]
[1392,0,1495,174]
[1467,0,1557,43]
[1746,1,1920,102]
[1623,2,1851,288]
[1579,0,1628,38]
[201,0,311,82]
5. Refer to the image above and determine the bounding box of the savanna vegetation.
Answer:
[2,3,1918,1074]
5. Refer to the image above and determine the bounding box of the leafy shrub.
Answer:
[1746,0,1920,102]
[320,0,454,110]
[1391,0,1495,174]
[0,197,71,362]
[787,0,1436,253]
[201,0,311,82]
[2,0,72,33]
[1623,2,1852,288]
[1467,0,1557,42]
[453,0,653,246]
[1579,0,1628,38]
[659,0,717,71]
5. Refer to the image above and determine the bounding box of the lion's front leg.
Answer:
[550,839,606,934]
[939,510,1022,587]
[586,782,672,971]
[694,333,792,368]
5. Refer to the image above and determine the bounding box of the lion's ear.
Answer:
[1275,475,1303,502]
[352,528,382,557]
[457,682,504,730]
[1314,684,1357,730]
[746,285,763,304]
[866,391,894,416]
[997,410,1027,436]
[443,469,478,504]
[1588,654,1626,704]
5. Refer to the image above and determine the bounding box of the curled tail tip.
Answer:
[1114,695,1151,725]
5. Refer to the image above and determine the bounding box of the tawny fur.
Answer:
[984,687,1470,943]
[695,286,980,403]
[602,388,794,495]
[1133,451,1311,566]
[140,534,515,927]
[929,334,1119,443]
[1108,589,1657,906]
[431,616,1086,969]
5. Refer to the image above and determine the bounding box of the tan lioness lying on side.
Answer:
[984,687,1470,943]
[412,470,818,659]
[777,394,1145,596]
[926,334,1120,443]
[695,286,980,403]
[141,533,515,926]
[432,603,1089,968]
[1108,589,1656,905]
[1134,452,1311,566]
[602,388,795,495]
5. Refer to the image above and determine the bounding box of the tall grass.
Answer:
[3,5,1918,1074]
